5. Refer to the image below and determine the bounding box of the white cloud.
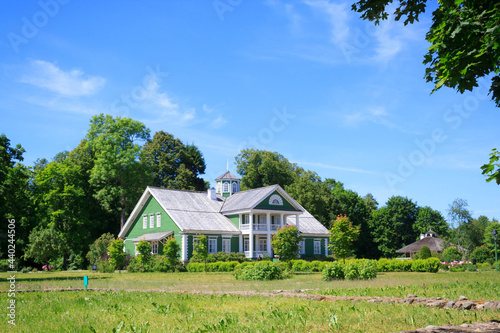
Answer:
[294,160,378,175]
[304,0,351,45]
[342,106,391,127]
[21,59,105,96]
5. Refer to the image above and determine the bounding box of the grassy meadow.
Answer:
[0,270,499,332]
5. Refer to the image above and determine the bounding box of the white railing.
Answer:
[245,251,271,258]
[271,224,280,231]
[240,224,249,230]
[253,224,267,231]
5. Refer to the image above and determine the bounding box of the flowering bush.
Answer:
[441,260,476,272]
[42,265,54,271]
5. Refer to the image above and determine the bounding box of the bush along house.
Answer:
[118,171,330,261]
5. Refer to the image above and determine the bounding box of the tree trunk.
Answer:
[120,195,127,230]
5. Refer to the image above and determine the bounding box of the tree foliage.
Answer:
[235,149,296,190]
[24,227,65,266]
[108,238,126,270]
[85,114,151,229]
[369,196,418,257]
[192,235,209,271]
[329,215,360,263]
[271,225,302,263]
[414,206,448,238]
[447,198,472,248]
[352,0,500,107]
[481,148,500,185]
[141,131,207,190]
[87,233,115,266]
[163,237,181,272]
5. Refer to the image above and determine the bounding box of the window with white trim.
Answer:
[244,238,249,252]
[156,212,161,228]
[222,238,231,253]
[259,216,265,224]
[208,237,217,254]
[232,182,237,193]
[274,216,280,224]
[143,215,147,229]
[258,238,267,252]
[244,215,249,224]
[149,214,154,228]
[216,182,221,193]
[314,240,321,255]
[152,243,158,254]
[223,182,229,192]
[299,240,305,255]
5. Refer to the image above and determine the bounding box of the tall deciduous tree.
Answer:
[85,114,151,229]
[329,215,360,263]
[235,149,296,190]
[0,134,33,262]
[447,198,472,248]
[369,196,418,257]
[141,131,208,190]
[414,206,448,238]
[481,148,500,185]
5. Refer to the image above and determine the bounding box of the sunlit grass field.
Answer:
[0,270,499,332]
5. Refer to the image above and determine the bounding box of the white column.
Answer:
[324,239,328,256]
[267,232,272,257]
[296,214,300,231]
[239,234,243,253]
[267,213,271,232]
[280,213,284,228]
[181,234,188,262]
[238,213,242,230]
[249,213,254,258]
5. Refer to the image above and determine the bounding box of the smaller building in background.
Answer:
[395,230,467,258]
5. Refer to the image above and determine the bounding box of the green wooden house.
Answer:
[118,171,330,261]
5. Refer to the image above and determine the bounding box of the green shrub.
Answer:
[443,246,462,262]
[344,261,360,279]
[358,260,378,279]
[96,259,115,273]
[87,233,115,266]
[322,261,345,280]
[291,260,310,272]
[431,251,443,261]
[472,246,493,264]
[0,259,12,272]
[465,264,477,272]
[419,246,431,260]
[377,258,391,272]
[234,261,288,281]
[186,262,204,272]
[108,239,126,270]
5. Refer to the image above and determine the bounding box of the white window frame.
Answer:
[143,215,147,229]
[274,216,280,224]
[258,237,267,252]
[151,242,158,254]
[149,214,154,228]
[232,182,237,193]
[216,182,221,193]
[156,212,161,228]
[222,238,231,253]
[244,215,249,224]
[244,238,249,252]
[208,237,217,254]
[299,240,305,255]
[314,239,321,255]
[223,182,229,192]
[259,216,265,224]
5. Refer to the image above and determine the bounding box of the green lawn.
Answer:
[0,270,499,332]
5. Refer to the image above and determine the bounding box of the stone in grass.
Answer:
[445,300,455,308]
[459,295,468,301]
[461,301,475,310]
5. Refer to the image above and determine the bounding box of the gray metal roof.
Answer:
[149,187,240,233]
[215,171,240,181]
[286,210,329,236]
[220,185,278,212]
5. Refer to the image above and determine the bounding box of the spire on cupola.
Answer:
[215,170,241,198]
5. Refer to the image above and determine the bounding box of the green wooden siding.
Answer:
[255,191,298,211]
[123,195,181,256]
[227,214,239,228]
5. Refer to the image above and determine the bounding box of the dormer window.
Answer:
[232,182,238,193]
[223,182,229,192]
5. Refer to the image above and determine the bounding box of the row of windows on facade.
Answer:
[139,237,323,256]
[217,181,239,193]
[143,213,161,229]
[192,236,323,255]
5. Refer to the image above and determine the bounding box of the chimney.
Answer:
[207,188,217,200]
[420,234,425,240]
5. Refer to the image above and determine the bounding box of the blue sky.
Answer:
[1,1,498,222]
